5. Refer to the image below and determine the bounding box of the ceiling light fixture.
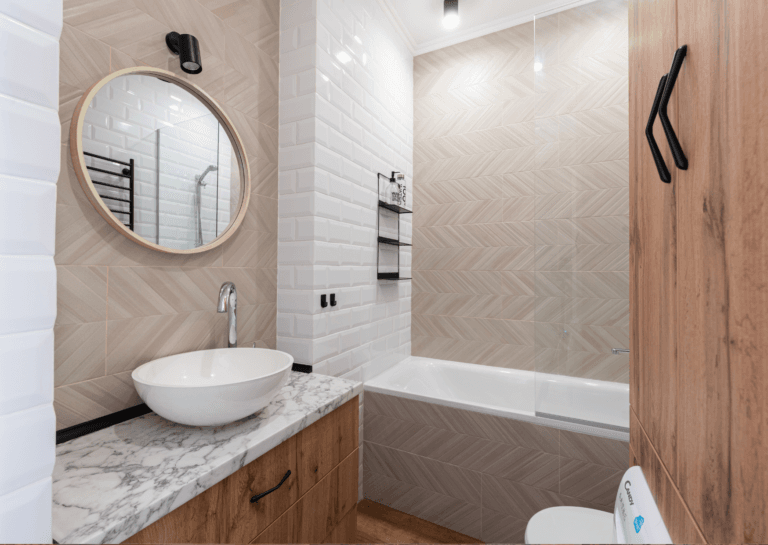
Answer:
[443,0,459,29]
[166,32,202,74]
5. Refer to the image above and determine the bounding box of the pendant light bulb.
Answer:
[443,0,459,29]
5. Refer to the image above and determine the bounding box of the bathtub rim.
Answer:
[364,359,629,443]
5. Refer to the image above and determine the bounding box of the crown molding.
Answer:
[412,0,599,56]
[375,0,417,55]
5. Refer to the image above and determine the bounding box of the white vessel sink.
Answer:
[132,348,294,426]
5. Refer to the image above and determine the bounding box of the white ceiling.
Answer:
[378,0,598,56]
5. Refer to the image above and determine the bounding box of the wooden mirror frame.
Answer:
[70,66,251,254]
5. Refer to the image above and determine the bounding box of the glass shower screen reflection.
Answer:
[153,115,234,250]
[531,0,630,430]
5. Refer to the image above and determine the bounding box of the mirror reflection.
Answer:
[81,74,242,250]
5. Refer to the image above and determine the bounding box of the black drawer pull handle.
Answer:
[646,75,671,184]
[250,470,291,503]
[659,45,688,170]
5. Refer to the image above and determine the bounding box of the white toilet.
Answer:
[524,466,672,544]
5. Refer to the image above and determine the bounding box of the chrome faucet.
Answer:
[217,282,237,348]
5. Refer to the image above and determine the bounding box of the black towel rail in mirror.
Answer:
[84,151,135,231]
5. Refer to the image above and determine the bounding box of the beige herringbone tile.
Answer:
[501,96,535,125]
[560,131,628,166]
[572,216,629,244]
[56,266,107,325]
[54,322,106,387]
[500,271,535,296]
[569,159,628,191]
[414,223,533,249]
[560,103,628,140]
[198,0,279,58]
[412,335,535,370]
[565,323,629,354]
[412,271,496,295]
[534,271,572,297]
[560,428,630,469]
[414,0,627,381]
[573,297,629,328]
[54,371,141,430]
[534,192,572,220]
[56,0,278,431]
[59,24,111,112]
[535,218,577,245]
[363,469,483,539]
[365,442,482,504]
[572,187,628,217]
[499,296,535,321]
[534,244,574,272]
[412,293,501,319]
[365,412,559,491]
[481,508,529,543]
[503,171,536,197]
[559,458,623,507]
[566,350,629,383]
[106,311,228,375]
[481,474,568,520]
[416,200,502,227]
[534,346,568,375]
[364,393,559,452]
[535,77,627,119]
[573,243,629,271]
[571,271,628,299]
[65,5,171,62]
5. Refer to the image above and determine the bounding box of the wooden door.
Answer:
[675,1,768,542]
[628,0,680,481]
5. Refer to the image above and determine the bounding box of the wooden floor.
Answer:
[356,499,483,544]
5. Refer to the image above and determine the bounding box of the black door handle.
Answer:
[659,45,688,170]
[646,75,671,184]
[250,470,291,503]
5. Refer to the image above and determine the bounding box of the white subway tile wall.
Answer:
[278,0,413,502]
[82,75,235,249]
[0,1,61,542]
[277,0,413,381]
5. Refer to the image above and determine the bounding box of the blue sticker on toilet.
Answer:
[633,515,644,533]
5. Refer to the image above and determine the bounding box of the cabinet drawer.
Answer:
[217,434,300,542]
[297,397,358,496]
[125,435,298,544]
[252,448,359,544]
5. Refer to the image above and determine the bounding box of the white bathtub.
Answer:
[365,356,629,440]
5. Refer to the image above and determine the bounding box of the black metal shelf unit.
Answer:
[377,173,412,281]
[84,151,135,231]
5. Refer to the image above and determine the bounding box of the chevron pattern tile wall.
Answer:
[54,0,279,430]
[363,392,629,542]
[412,0,629,383]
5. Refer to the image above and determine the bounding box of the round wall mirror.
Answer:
[70,67,250,253]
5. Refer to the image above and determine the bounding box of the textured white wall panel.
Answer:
[0,1,61,542]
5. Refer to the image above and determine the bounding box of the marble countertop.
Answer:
[52,372,362,544]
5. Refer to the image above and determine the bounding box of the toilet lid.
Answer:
[525,506,615,544]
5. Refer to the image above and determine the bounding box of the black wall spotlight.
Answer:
[165,32,202,74]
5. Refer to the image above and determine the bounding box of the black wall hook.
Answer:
[659,45,688,170]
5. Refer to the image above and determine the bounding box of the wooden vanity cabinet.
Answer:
[124,396,359,544]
